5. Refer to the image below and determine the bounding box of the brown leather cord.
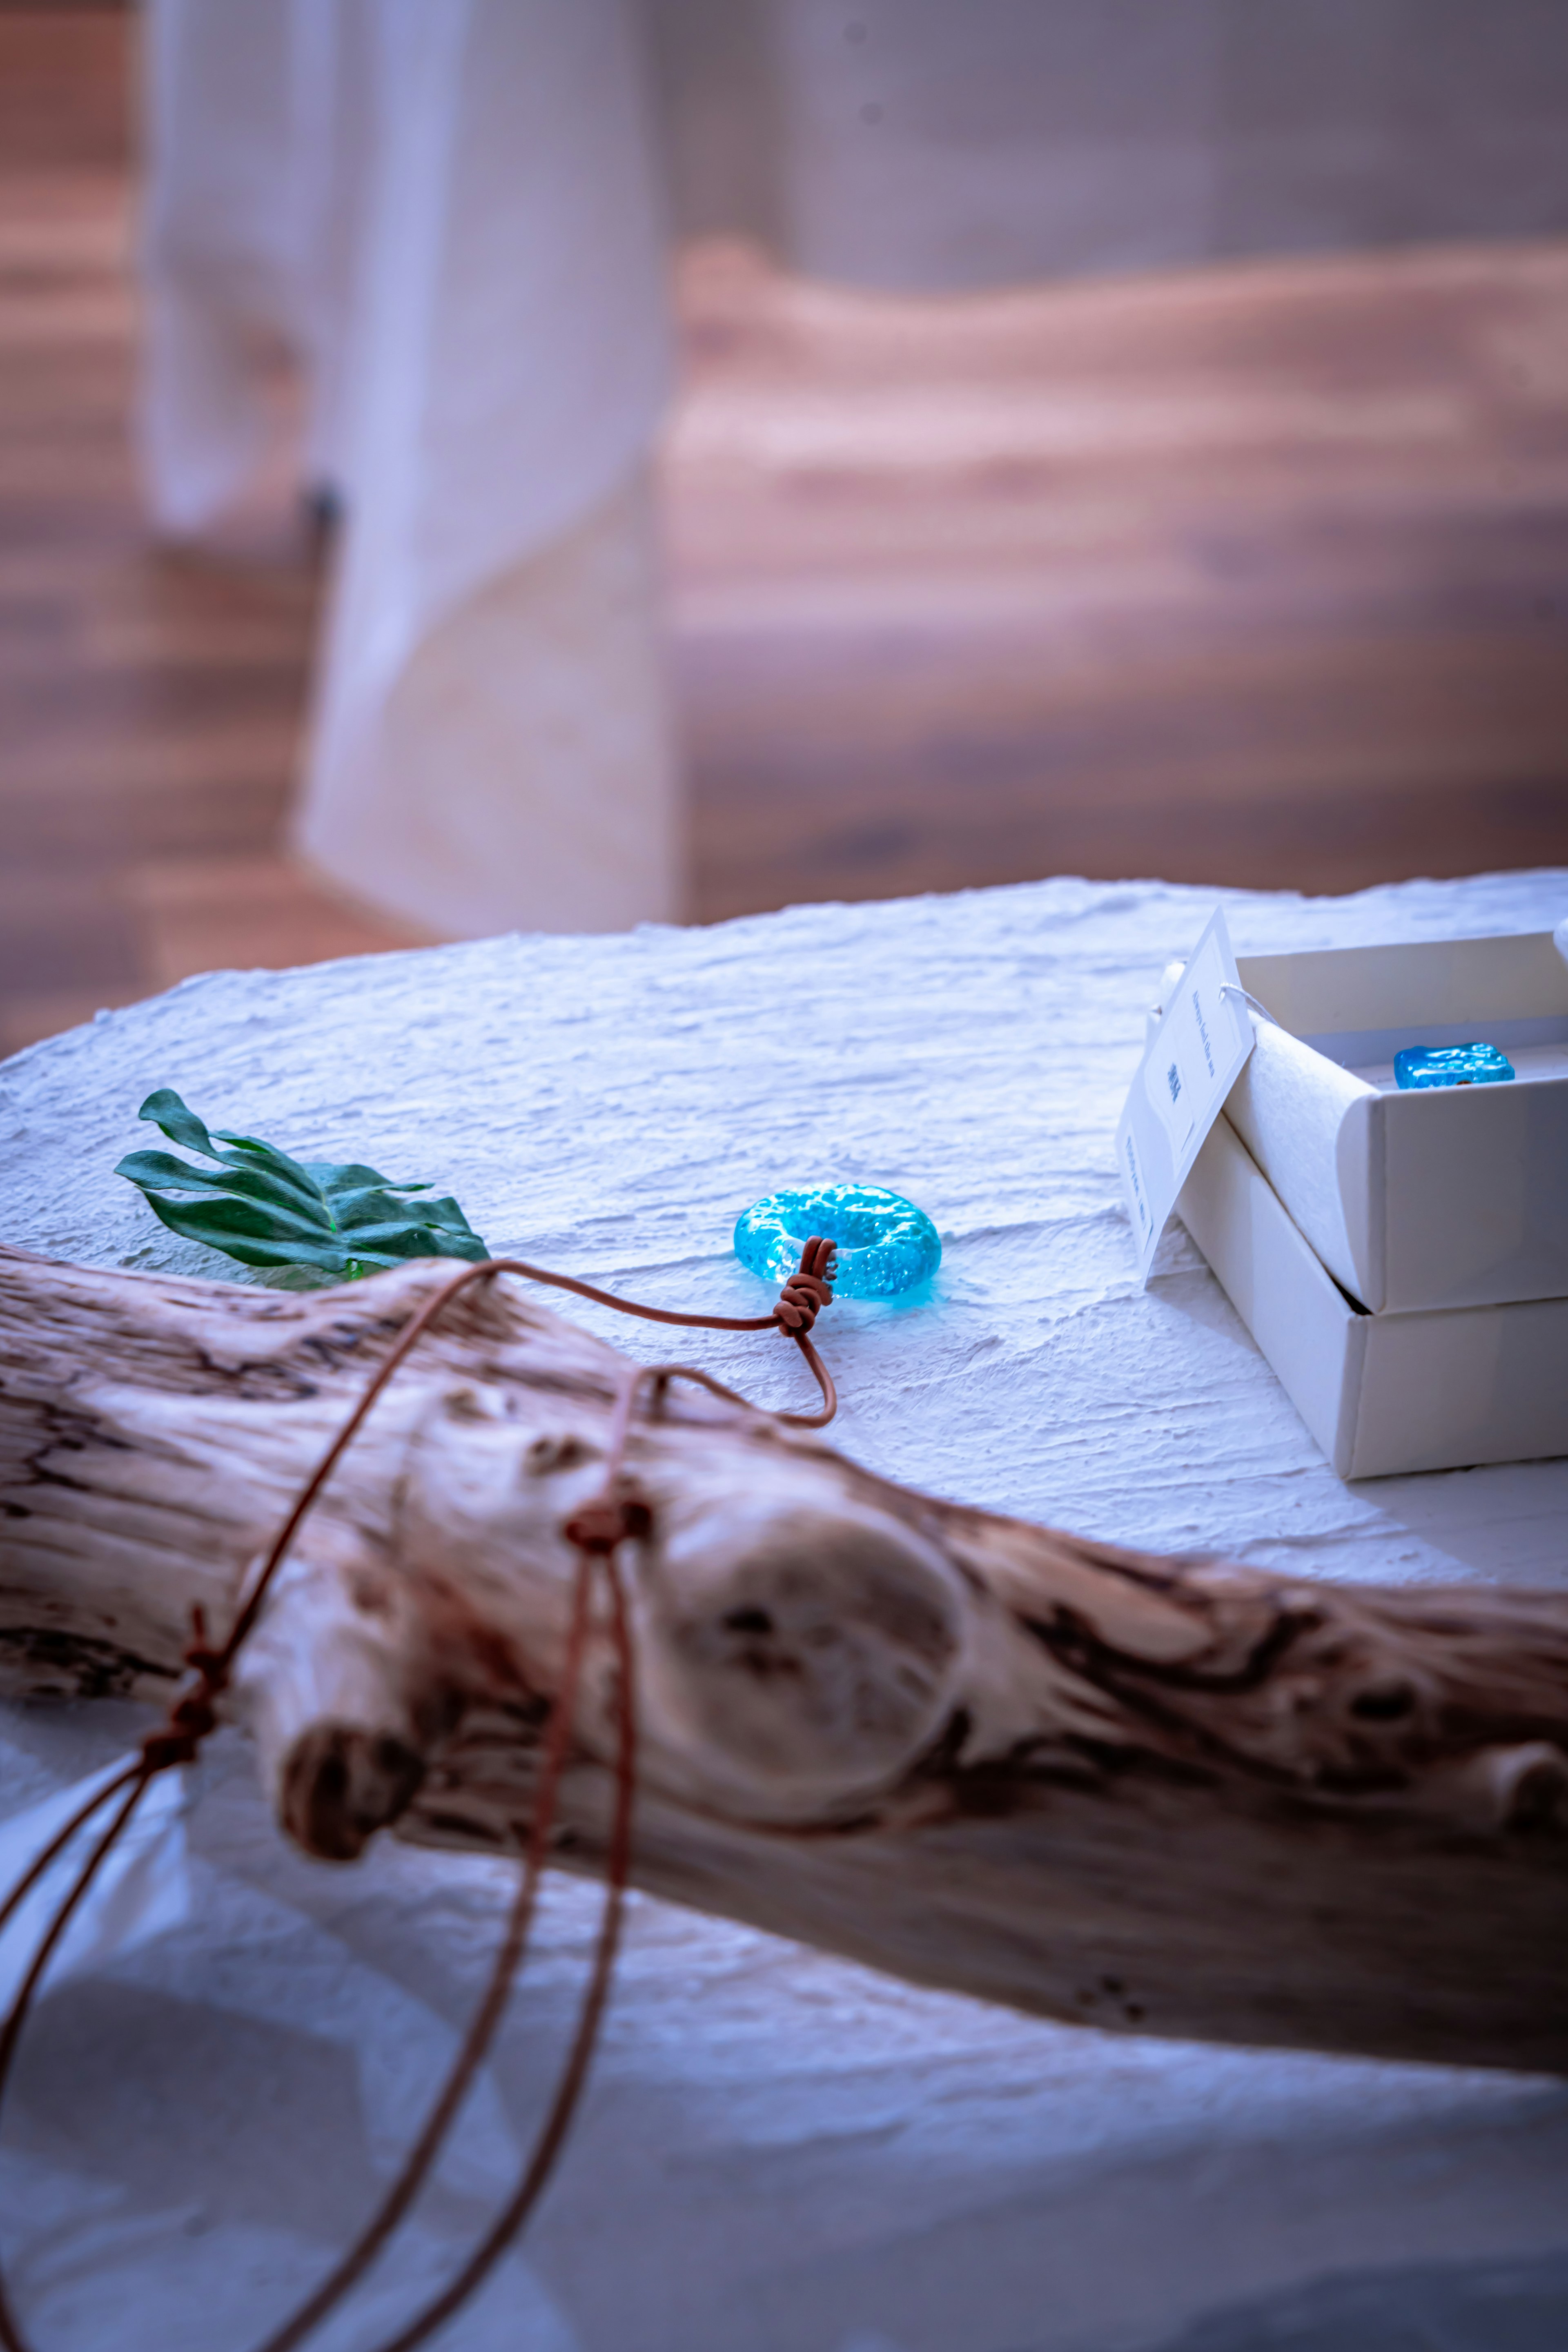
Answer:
[0,1772,151,2352]
[0,1238,836,2352]
[371,1544,637,2352]
[253,1503,618,2352]
[0,1763,144,1951]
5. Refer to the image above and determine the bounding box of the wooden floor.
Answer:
[3,11,1567,1056]
[674,244,1568,920]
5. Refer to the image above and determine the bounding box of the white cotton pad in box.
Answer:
[1224,931,1568,1314]
[1223,1022,1372,1302]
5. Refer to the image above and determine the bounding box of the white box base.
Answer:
[1178,1114,1568,1480]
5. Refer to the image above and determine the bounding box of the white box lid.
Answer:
[1225,931,1568,1312]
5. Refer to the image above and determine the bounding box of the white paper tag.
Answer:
[1116,906,1255,1282]
[0,1758,193,2009]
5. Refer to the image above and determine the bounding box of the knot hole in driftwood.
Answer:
[633,1497,967,1823]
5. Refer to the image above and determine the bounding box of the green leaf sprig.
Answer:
[115,1089,489,1282]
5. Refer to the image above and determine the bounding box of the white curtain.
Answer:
[140,0,677,939]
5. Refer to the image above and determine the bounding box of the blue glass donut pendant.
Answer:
[735,1183,940,1300]
[1393,1042,1515,1089]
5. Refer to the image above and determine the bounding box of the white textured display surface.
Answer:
[3,870,1568,2352]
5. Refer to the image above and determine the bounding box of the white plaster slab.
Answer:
[3,869,1567,2351]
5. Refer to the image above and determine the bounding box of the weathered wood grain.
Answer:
[2,1242,1565,2075]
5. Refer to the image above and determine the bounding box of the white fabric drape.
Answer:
[140,0,677,938]
[292,1,678,937]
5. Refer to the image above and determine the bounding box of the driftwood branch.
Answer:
[2,1243,1565,2072]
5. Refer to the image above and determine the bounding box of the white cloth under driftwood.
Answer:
[3,869,1568,2350]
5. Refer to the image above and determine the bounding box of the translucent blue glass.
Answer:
[734,1183,940,1300]
[1393,1042,1515,1090]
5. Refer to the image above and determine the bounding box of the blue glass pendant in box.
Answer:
[1393,1042,1515,1090]
[735,1183,940,1300]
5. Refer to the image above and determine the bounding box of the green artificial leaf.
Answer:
[115,1089,489,1282]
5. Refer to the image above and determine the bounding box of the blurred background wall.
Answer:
[654,0,1568,280]
[0,0,1565,1056]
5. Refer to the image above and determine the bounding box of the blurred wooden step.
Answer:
[125,854,432,994]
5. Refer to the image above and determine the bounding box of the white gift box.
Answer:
[1162,926,1568,1479]
[1220,931,1568,1314]
[1178,1112,1568,1480]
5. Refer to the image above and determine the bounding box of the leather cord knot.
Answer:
[562,1488,653,1556]
[139,1605,228,1775]
[139,1697,215,1776]
[773,1235,836,1335]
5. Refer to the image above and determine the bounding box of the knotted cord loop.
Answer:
[136,1698,216,1777]
[0,1230,845,2352]
[137,1606,228,1775]
[561,1488,653,1556]
[772,1234,835,1334]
